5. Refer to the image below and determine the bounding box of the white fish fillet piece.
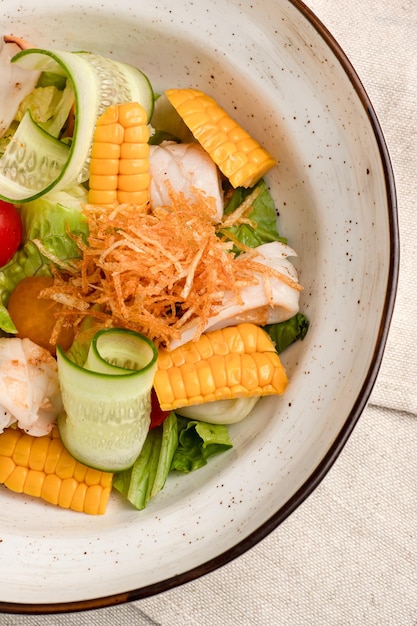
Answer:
[0,338,63,437]
[149,142,224,221]
[169,241,301,350]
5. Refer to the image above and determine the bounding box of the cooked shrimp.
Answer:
[0,35,40,138]
[149,142,224,221]
[0,337,62,437]
[170,241,301,349]
[3,34,33,49]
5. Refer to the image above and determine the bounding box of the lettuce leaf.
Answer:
[0,186,88,333]
[0,304,17,334]
[16,80,75,138]
[265,313,310,354]
[171,416,233,473]
[113,411,178,510]
[113,412,232,509]
[219,179,286,251]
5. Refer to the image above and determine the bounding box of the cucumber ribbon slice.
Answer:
[57,328,158,472]
[0,48,154,203]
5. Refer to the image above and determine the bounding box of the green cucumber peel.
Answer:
[0,109,70,202]
[57,328,158,472]
[0,48,154,203]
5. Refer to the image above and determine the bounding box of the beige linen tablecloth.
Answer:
[1,0,415,623]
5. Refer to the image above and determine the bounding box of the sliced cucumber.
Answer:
[57,328,158,472]
[0,110,70,201]
[0,48,154,203]
[76,52,154,123]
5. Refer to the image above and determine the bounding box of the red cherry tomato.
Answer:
[150,388,170,429]
[0,200,22,267]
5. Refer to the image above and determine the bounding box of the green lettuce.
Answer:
[219,179,286,251]
[113,412,233,510]
[113,411,178,510]
[0,186,88,333]
[0,304,17,334]
[16,78,74,139]
[265,313,310,354]
[171,416,233,473]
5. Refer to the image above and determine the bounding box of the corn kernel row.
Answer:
[88,101,150,206]
[0,427,112,515]
[166,88,276,188]
[154,323,288,411]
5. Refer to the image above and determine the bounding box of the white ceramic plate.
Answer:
[0,0,398,613]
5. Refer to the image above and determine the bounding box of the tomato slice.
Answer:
[150,388,171,429]
[0,200,22,267]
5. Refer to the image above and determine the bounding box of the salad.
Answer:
[0,35,309,515]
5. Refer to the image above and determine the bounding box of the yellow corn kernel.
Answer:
[0,428,113,515]
[154,323,288,411]
[24,469,44,498]
[221,325,245,353]
[118,173,150,192]
[220,152,249,179]
[7,465,28,493]
[41,474,61,506]
[98,487,112,515]
[73,462,87,484]
[55,448,77,480]
[43,435,63,474]
[181,362,202,399]
[84,466,102,487]
[97,104,119,125]
[195,359,216,397]
[153,370,174,406]
[89,174,118,191]
[124,125,150,144]
[167,367,187,406]
[206,354,227,389]
[88,101,150,207]
[117,190,149,205]
[91,142,121,160]
[93,123,124,145]
[58,478,78,509]
[120,142,150,159]
[119,158,149,175]
[100,473,113,489]
[224,353,242,387]
[29,435,50,471]
[88,189,118,205]
[252,352,274,386]
[180,341,203,365]
[89,158,119,176]
[0,456,14,483]
[165,88,276,188]
[71,483,88,512]
[199,129,227,152]
[12,434,33,467]
[118,100,148,127]
[228,125,251,143]
[0,428,19,458]
[83,484,104,516]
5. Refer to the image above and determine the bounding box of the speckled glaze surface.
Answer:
[0,0,398,613]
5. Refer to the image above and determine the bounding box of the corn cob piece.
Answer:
[165,88,276,189]
[88,101,151,206]
[154,323,288,411]
[0,427,113,515]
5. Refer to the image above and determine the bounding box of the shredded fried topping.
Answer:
[42,190,300,348]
